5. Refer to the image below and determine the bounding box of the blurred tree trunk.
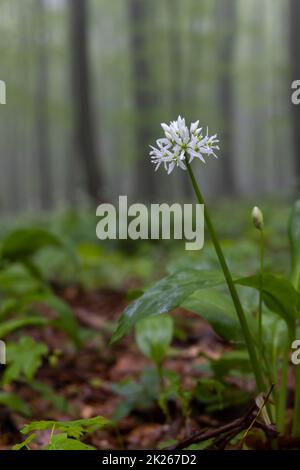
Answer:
[168,0,182,113]
[216,0,236,194]
[290,0,300,188]
[128,0,156,200]
[168,0,191,199]
[69,0,102,201]
[35,0,52,210]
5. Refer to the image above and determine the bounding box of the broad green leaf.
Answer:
[1,228,61,262]
[47,433,95,450]
[0,266,41,297]
[289,199,300,291]
[21,416,111,439]
[236,273,300,324]
[135,315,173,365]
[3,336,48,385]
[0,392,31,416]
[0,316,47,338]
[111,269,224,343]
[182,288,243,343]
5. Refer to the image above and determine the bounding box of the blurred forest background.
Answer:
[0,0,300,214]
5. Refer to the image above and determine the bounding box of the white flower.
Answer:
[150,116,219,174]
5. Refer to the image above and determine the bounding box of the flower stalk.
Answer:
[289,320,300,438]
[292,360,300,437]
[186,161,265,393]
[258,229,265,354]
[276,326,290,434]
[252,206,265,356]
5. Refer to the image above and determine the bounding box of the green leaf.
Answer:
[182,288,243,343]
[157,439,177,449]
[186,439,214,450]
[30,381,69,413]
[0,316,47,338]
[236,273,300,324]
[12,434,36,450]
[21,416,111,439]
[289,199,300,291]
[0,290,80,345]
[1,228,61,262]
[111,369,160,421]
[194,378,225,406]
[27,292,80,345]
[47,433,95,450]
[0,266,41,297]
[210,351,251,378]
[4,336,48,385]
[135,315,173,365]
[0,298,21,320]
[111,269,224,343]
[194,378,248,412]
[0,392,31,416]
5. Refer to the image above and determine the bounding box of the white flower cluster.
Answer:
[150,116,219,174]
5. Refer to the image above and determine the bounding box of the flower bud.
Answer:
[252,206,264,230]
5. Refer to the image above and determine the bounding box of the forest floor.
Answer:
[0,284,223,449]
[1,283,299,450]
[0,201,298,450]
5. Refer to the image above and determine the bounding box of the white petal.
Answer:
[161,123,170,133]
[167,161,176,174]
[190,120,199,133]
[178,160,187,170]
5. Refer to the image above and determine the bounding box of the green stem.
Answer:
[291,264,300,437]
[258,229,264,355]
[261,351,276,422]
[49,424,56,447]
[292,363,300,437]
[156,362,171,422]
[186,162,265,393]
[277,326,291,435]
[157,362,165,392]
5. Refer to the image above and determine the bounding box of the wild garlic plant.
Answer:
[150,116,265,393]
[112,116,300,438]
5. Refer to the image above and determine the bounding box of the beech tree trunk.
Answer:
[69,0,102,201]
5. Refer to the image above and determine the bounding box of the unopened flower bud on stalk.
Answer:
[252,206,264,230]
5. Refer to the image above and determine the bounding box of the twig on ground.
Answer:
[166,385,278,450]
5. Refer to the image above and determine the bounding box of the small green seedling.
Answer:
[13,416,111,450]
